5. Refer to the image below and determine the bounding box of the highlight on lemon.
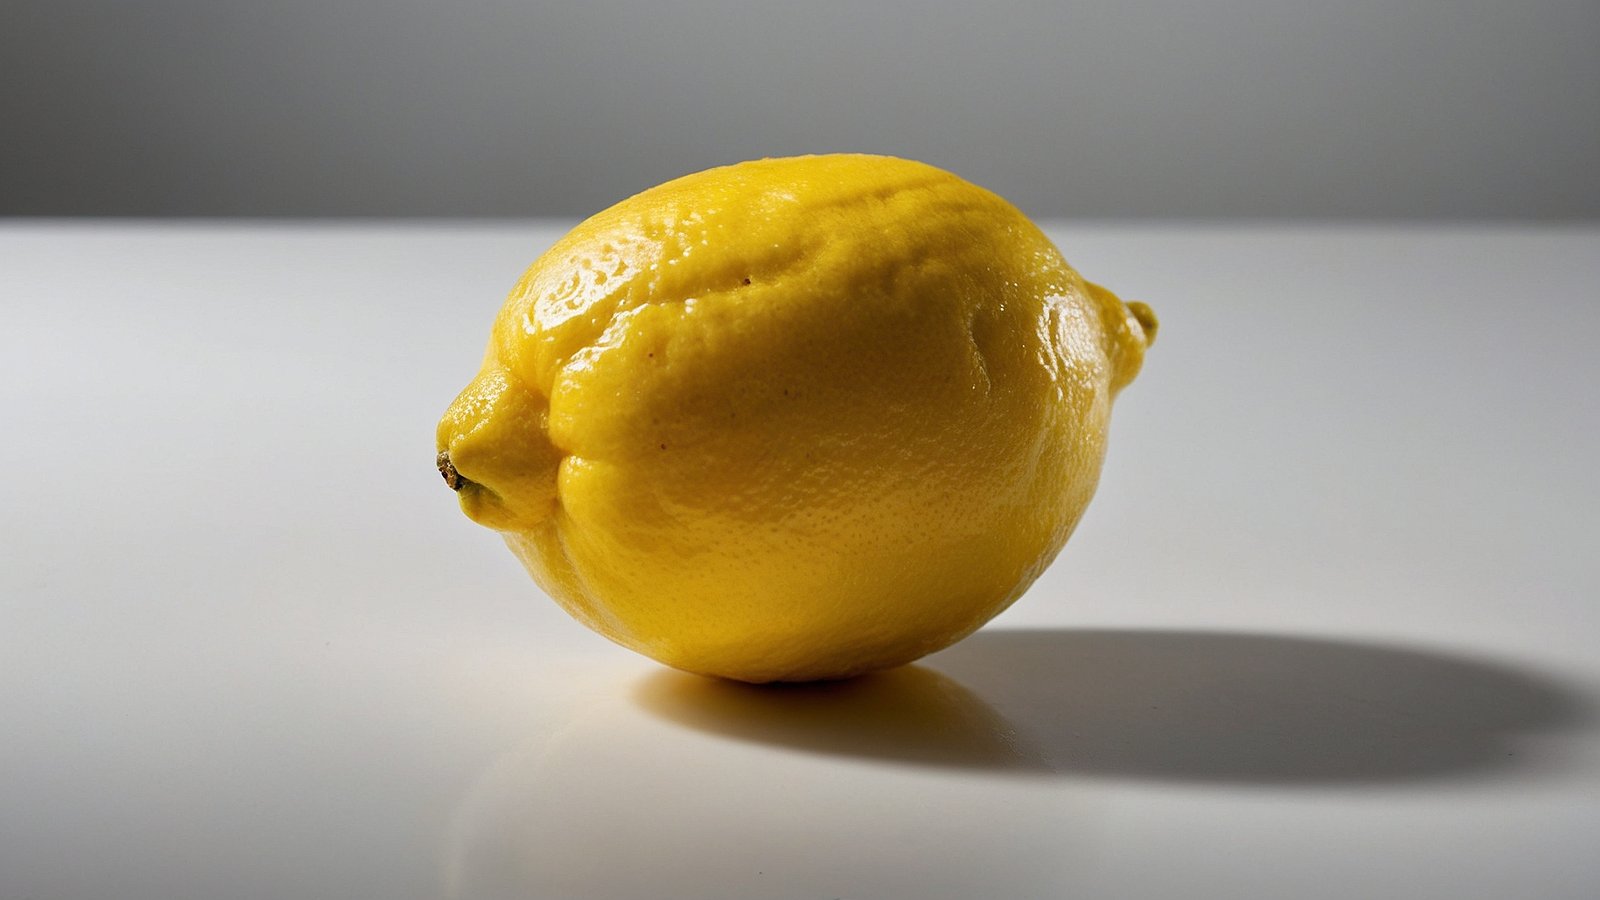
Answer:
[436,154,1155,683]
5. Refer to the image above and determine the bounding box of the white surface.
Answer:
[2,221,1598,900]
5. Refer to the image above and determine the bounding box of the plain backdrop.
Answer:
[3,0,1597,219]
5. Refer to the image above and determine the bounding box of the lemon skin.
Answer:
[438,154,1155,683]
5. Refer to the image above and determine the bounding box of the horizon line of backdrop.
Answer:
[3,0,1598,220]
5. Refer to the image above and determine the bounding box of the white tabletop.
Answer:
[3,220,1598,900]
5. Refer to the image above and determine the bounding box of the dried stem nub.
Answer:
[437,451,466,491]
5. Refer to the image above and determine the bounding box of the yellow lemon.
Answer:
[437,154,1155,683]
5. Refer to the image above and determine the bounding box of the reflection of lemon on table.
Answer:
[437,154,1156,682]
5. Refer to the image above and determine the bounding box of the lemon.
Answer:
[437,154,1155,683]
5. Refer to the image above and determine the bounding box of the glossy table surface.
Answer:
[3,220,1598,899]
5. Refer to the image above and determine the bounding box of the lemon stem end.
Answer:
[438,451,468,492]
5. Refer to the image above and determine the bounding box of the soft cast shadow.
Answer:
[634,664,1050,771]
[636,629,1592,784]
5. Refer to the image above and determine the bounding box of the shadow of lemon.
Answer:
[635,628,1594,784]
[634,663,1048,771]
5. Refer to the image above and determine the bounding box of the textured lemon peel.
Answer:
[437,154,1154,682]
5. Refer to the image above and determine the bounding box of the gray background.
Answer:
[3,0,1597,219]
